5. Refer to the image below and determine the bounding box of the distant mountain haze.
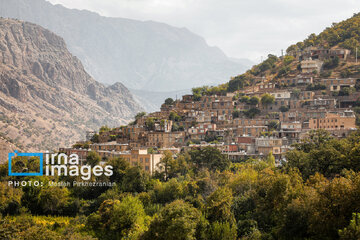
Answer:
[0,0,250,93]
[130,88,192,112]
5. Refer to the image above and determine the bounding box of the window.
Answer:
[145,158,149,163]
[145,166,149,171]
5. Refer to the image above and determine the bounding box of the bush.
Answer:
[320,71,332,78]
[341,69,351,78]
[232,110,240,119]
[306,84,326,91]
[239,96,250,103]
[323,56,339,69]
[283,55,295,65]
[87,197,148,240]
[261,93,275,106]
[338,87,355,96]
[277,66,290,78]
[142,200,201,240]
[164,98,175,105]
[249,96,260,105]
[339,213,360,240]
[244,108,261,118]
[279,106,289,112]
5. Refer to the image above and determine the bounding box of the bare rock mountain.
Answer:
[0,18,142,152]
[0,0,250,93]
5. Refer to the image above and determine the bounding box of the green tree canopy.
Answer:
[189,147,230,172]
[249,96,260,105]
[164,98,175,105]
[87,196,148,240]
[261,93,275,106]
[142,200,201,240]
[86,151,101,167]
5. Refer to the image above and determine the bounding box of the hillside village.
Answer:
[4,4,360,239]
[61,44,360,174]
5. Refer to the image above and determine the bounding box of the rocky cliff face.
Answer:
[0,0,250,93]
[0,18,142,153]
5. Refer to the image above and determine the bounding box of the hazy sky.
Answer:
[47,0,359,62]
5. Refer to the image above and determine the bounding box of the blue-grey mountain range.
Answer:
[0,0,251,111]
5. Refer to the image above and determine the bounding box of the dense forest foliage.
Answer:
[1,129,360,239]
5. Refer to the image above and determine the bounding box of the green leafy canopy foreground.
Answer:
[0,130,360,239]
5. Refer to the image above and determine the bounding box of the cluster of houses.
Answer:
[290,46,352,74]
[61,46,359,174]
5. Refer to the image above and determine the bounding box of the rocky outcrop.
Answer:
[0,18,143,151]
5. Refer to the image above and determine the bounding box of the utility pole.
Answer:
[356,47,358,63]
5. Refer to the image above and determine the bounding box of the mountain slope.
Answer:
[0,0,249,92]
[0,18,142,152]
[286,13,360,55]
[0,133,22,163]
[219,13,360,93]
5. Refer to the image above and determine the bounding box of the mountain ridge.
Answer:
[0,0,249,94]
[0,18,142,153]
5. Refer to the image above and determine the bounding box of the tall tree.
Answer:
[142,200,201,240]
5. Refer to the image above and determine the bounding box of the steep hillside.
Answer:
[0,0,249,93]
[0,18,142,152]
[0,133,22,163]
[287,13,360,55]
[213,13,360,94]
